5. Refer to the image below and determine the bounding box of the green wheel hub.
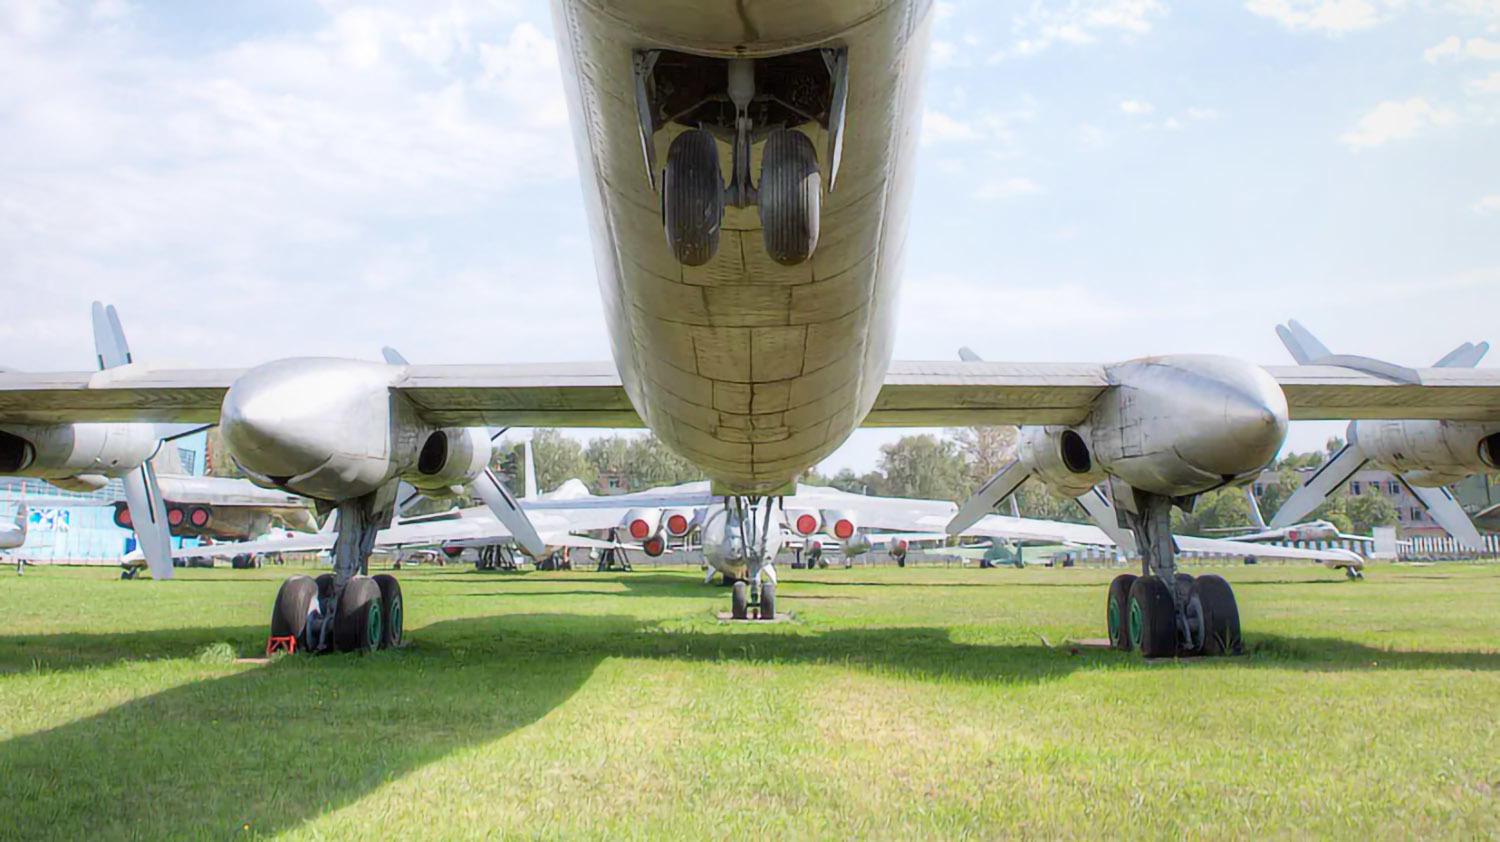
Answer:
[388,596,403,644]
[366,598,383,649]
[1107,598,1122,644]
[1128,597,1143,649]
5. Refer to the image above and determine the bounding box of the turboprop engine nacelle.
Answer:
[785,508,821,537]
[1350,420,1500,487]
[406,428,491,495]
[820,509,857,541]
[221,358,431,501]
[1085,355,1288,497]
[0,423,158,483]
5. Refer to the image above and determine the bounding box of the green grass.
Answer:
[2,561,1499,840]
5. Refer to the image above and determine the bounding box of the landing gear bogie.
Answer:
[1127,576,1177,658]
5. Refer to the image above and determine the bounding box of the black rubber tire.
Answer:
[1191,574,1242,656]
[1128,576,1178,658]
[757,129,821,265]
[731,580,749,620]
[333,576,383,653]
[759,581,776,620]
[1106,573,1138,651]
[270,575,318,646]
[896,555,906,568]
[372,574,404,650]
[663,129,723,266]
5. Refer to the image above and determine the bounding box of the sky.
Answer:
[1,0,1497,474]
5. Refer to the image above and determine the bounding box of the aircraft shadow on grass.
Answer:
[2,613,1498,840]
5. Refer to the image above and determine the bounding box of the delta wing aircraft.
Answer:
[1269,321,1499,550]
[4,1,1500,658]
[1195,487,1375,558]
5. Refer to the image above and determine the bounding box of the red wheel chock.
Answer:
[265,635,297,656]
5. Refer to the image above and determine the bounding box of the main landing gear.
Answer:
[266,492,404,655]
[1105,490,1243,658]
[658,57,823,266]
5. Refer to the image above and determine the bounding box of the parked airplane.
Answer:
[113,446,316,541]
[1198,486,1374,551]
[3,0,1500,657]
[1269,321,1499,550]
[0,504,25,562]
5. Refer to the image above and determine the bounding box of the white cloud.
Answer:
[1244,0,1402,34]
[1119,99,1154,115]
[1339,97,1456,147]
[1466,69,1500,94]
[993,0,1165,60]
[1425,35,1500,62]
[1471,195,1500,213]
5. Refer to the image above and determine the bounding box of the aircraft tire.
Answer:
[663,129,723,266]
[373,574,404,649]
[759,581,776,620]
[1128,576,1176,658]
[1106,573,1137,651]
[333,576,382,653]
[270,575,319,647]
[1190,575,1241,656]
[731,580,749,620]
[758,129,820,265]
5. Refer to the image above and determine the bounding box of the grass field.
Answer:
[2,561,1498,840]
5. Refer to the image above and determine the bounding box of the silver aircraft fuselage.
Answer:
[551,0,932,493]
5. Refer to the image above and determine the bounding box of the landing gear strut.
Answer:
[1105,489,1242,657]
[266,490,403,654]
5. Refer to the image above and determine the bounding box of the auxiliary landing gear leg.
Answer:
[1107,490,1241,657]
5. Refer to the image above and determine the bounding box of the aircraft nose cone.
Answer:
[1176,360,1289,477]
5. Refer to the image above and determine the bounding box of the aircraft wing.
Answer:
[960,514,1363,567]
[5,361,1499,425]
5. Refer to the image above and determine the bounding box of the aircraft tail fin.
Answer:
[1275,319,1331,366]
[381,347,410,365]
[91,301,133,370]
[523,439,538,499]
[1433,341,1489,368]
[1244,485,1267,530]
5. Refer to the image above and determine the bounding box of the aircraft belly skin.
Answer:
[551,0,933,493]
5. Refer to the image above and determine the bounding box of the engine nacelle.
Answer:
[1352,420,1500,487]
[661,508,695,538]
[220,358,428,501]
[820,509,857,540]
[623,508,662,541]
[1016,426,1105,499]
[50,474,110,493]
[1086,355,1288,496]
[405,428,490,494]
[785,508,822,537]
[0,423,157,480]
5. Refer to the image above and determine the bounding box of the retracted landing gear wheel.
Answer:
[758,581,776,620]
[372,574,403,649]
[731,580,749,620]
[663,129,723,266]
[1128,576,1177,658]
[333,576,382,653]
[1190,574,1241,656]
[271,575,319,649]
[1106,573,1137,651]
[757,129,821,265]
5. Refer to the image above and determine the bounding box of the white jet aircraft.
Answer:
[4,2,1500,657]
